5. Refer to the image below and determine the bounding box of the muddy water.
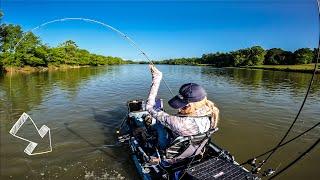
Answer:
[0,65,319,179]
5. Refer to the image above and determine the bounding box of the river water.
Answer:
[0,64,319,179]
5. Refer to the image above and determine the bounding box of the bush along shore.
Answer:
[0,22,134,74]
[140,46,319,73]
[243,64,319,73]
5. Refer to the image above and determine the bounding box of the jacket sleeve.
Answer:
[145,68,188,134]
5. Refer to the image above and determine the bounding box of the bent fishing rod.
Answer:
[10,17,177,150]
[12,17,175,96]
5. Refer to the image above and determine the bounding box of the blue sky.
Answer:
[1,0,318,60]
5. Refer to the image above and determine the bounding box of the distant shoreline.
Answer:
[238,64,319,74]
[159,63,320,74]
[2,64,319,75]
[3,65,94,74]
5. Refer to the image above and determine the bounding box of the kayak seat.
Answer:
[164,128,219,163]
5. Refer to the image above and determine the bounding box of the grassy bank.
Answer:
[177,63,319,74]
[244,64,319,73]
[3,64,93,74]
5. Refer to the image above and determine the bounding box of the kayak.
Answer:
[118,99,259,180]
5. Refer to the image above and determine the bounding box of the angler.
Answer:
[117,65,259,179]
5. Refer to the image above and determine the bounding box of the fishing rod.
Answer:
[12,17,175,96]
[247,0,320,175]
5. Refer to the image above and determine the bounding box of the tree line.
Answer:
[0,22,128,71]
[153,46,317,67]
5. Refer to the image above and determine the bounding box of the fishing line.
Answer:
[268,138,320,179]
[116,113,128,132]
[12,17,175,96]
[240,122,320,165]
[250,0,320,174]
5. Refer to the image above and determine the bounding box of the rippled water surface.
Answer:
[0,65,319,179]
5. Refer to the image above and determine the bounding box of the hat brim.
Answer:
[168,95,189,109]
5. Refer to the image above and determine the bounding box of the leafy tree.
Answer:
[0,53,4,73]
[76,49,91,65]
[200,52,232,67]
[34,45,50,62]
[23,54,45,66]
[231,49,249,66]
[0,23,127,68]
[159,46,315,67]
[313,48,318,63]
[229,46,266,66]
[293,48,314,64]
[48,47,65,65]
[0,23,43,67]
[58,40,79,64]
[60,40,78,48]
[282,51,294,65]
[265,48,286,65]
[248,46,266,65]
[1,24,23,52]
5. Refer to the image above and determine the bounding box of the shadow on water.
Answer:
[90,107,140,178]
[63,122,118,160]
[91,107,127,146]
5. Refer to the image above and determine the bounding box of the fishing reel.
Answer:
[247,158,262,174]
[247,158,257,167]
[118,134,131,143]
[262,168,275,177]
[142,114,153,127]
[247,158,275,177]
[218,149,235,162]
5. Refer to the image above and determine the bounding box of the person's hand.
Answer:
[149,156,160,165]
[142,114,153,126]
[149,64,162,78]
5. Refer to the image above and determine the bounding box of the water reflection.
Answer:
[0,67,112,121]
[200,67,320,98]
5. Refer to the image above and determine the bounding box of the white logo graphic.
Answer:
[9,113,52,155]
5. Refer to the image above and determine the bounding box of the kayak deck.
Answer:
[185,157,258,180]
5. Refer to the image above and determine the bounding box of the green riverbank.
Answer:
[152,63,319,74]
[3,64,99,74]
[174,63,319,74]
[243,64,319,73]
[3,64,319,75]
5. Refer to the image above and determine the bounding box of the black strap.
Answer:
[175,114,211,118]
